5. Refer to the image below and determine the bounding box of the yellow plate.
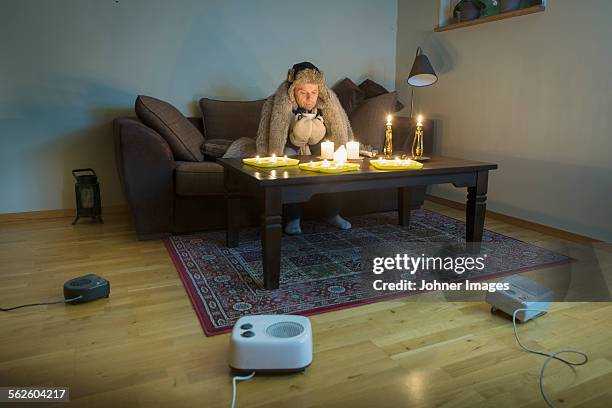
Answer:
[369,159,423,170]
[242,157,300,168]
[299,161,360,173]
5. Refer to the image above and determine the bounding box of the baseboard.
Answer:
[425,194,600,243]
[0,205,129,223]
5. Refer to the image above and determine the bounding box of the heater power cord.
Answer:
[0,296,83,311]
[512,308,589,408]
[231,371,255,408]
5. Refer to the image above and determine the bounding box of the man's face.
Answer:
[294,83,318,111]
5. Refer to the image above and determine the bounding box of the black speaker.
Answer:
[63,274,110,304]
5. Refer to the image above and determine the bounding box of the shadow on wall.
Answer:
[2,77,135,213]
[422,34,456,76]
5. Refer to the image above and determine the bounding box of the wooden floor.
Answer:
[1,201,611,408]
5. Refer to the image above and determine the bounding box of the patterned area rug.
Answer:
[165,209,572,336]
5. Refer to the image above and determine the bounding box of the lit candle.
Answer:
[417,115,423,127]
[321,140,334,160]
[333,145,347,165]
[271,154,277,163]
[384,115,393,156]
[346,140,360,160]
[283,155,288,162]
[321,159,330,168]
[255,155,261,163]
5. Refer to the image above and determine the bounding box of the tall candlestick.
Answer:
[346,140,360,160]
[321,140,334,160]
[412,115,424,159]
[384,115,393,157]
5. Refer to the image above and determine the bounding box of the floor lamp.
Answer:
[407,47,438,118]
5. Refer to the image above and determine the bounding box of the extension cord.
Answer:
[512,308,588,408]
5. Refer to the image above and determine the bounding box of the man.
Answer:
[255,62,353,235]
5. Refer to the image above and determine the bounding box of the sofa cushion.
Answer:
[349,92,398,151]
[358,79,405,112]
[201,138,234,159]
[175,161,224,196]
[199,98,265,141]
[332,78,366,115]
[135,95,205,162]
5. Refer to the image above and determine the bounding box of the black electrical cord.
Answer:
[0,296,83,311]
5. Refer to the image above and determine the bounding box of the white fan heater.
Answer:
[229,315,313,372]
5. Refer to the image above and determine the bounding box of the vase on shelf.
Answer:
[453,0,481,22]
[499,0,521,12]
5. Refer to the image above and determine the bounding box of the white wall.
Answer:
[0,0,397,214]
[396,0,612,241]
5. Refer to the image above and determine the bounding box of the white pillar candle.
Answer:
[321,141,334,160]
[333,145,347,165]
[271,154,277,163]
[346,141,360,160]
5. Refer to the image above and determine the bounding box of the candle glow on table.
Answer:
[321,140,334,160]
[298,156,360,173]
[346,140,360,159]
[369,157,423,170]
[242,155,300,168]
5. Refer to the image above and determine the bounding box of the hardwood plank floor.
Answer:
[0,202,610,407]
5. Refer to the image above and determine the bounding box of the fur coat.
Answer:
[255,81,353,156]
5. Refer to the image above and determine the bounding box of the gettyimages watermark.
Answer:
[358,241,610,302]
[371,253,510,293]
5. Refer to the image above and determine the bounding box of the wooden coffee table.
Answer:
[218,156,498,290]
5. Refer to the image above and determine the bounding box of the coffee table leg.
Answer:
[261,188,282,290]
[466,171,488,253]
[225,168,240,248]
[398,186,426,227]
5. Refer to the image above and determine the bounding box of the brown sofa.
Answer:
[113,81,433,240]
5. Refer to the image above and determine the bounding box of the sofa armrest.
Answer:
[113,117,175,239]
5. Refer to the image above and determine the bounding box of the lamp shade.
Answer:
[407,48,437,87]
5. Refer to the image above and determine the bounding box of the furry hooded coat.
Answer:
[255,65,354,156]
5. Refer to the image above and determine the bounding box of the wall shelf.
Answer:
[435,5,545,32]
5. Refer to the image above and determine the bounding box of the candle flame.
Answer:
[386,114,392,124]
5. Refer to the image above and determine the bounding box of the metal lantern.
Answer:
[72,168,103,225]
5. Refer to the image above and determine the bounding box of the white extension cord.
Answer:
[231,371,255,408]
[512,308,589,408]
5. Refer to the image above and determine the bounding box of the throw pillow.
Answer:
[349,92,398,151]
[199,98,265,141]
[332,78,366,115]
[358,79,405,112]
[135,95,205,161]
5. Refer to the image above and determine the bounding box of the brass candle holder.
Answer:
[383,115,393,157]
[411,115,425,160]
